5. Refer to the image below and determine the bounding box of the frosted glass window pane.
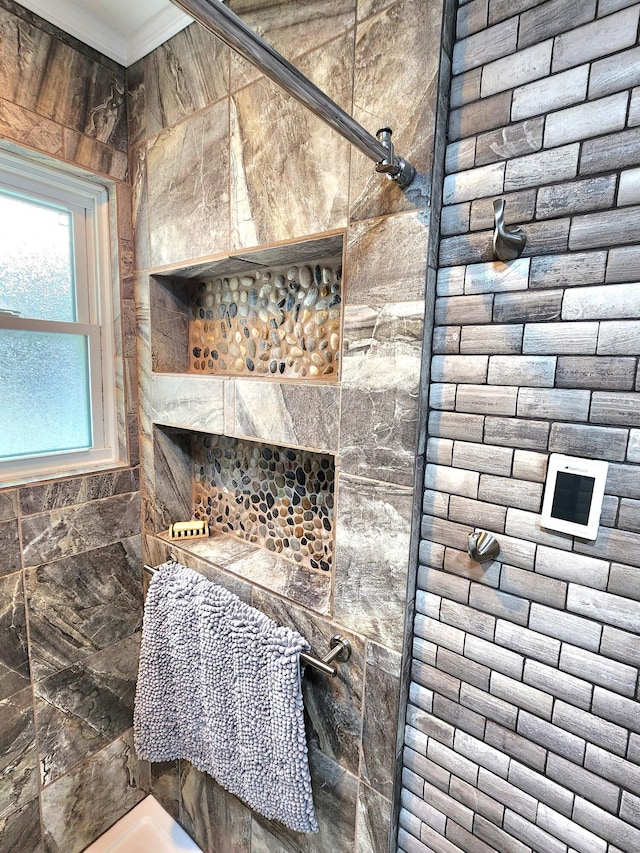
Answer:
[0,191,76,322]
[0,330,92,459]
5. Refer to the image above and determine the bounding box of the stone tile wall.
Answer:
[400,2,640,852]
[0,3,142,850]
[129,0,453,850]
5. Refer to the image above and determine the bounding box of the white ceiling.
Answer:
[18,0,194,67]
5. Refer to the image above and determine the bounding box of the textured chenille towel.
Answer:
[134,561,318,833]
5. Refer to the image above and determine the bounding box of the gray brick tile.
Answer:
[406,724,429,756]
[580,127,640,175]
[428,411,485,442]
[415,613,465,655]
[429,738,479,784]
[413,636,438,666]
[522,323,598,355]
[443,162,506,205]
[435,294,493,325]
[517,387,590,421]
[452,17,518,74]
[426,463,480,499]
[418,540,446,570]
[449,91,512,142]
[607,463,640,500]
[445,821,494,853]
[573,796,640,851]
[469,583,530,626]
[562,282,640,321]
[488,0,539,24]
[500,564,566,609]
[452,441,513,476]
[544,93,627,148]
[552,5,639,71]
[474,813,532,853]
[512,450,547,482]
[441,599,496,641]
[552,700,628,757]
[450,67,482,110]
[456,384,518,416]
[618,166,640,206]
[586,743,640,795]
[421,568,470,605]
[460,324,523,354]
[556,357,635,391]
[518,710,586,764]
[508,761,574,817]
[412,660,460,701]
[589,44,640,98]
[629,84,640,126]
[481,41,552,98]
[599,0,640,12]
[529,602,602,651]
[484,416,550,450]
[536,176,616,220]
[536,802,606,853]
[524,660,593,709]
[445,138,476,175]
[567,584,640,633]
[478,474,543,511]
[455,729,510,778]
[465,635,524,681]
[423,488,450,518]
[441,203,470,237]
[494,290,563,323]
[402,788,448,834]
[450,775,504,825]
[503,809,566,853]
[490,671,553,720]
[460,682,517,729]
[592,685,640,733]
[607,562,640,601]
[403,765,427,797]
[530,251,607,289]
[430,382,456,410]
[549,422,629,461]
[439,231,494,267]
[534,545,609,589]
[518,0,596,49]
[570,205,640,250]
[433,326,461,354]
[504,145,579,192]
[488,355,556,387]
[574,524,640,568]
[431,355,488,384]
[629,732,640,763]
[422,778,474,832]
[456,0,489,39]
[519,217,571,257]
[448,495,507,534]
[629,429,640,462]
[560,643,637,697]
[547,754,620,814]
[470,191,537,232]
[434,693,487,739]
[409,684,434,714]
[486,720,547,771]
[620,791,640,829]
[512,66,588,122]
[597,321,640,355]
[439,646,491,691]
[505,508,573,551]
[438,266,465,296]
[478,767,537,822]
[606,245,640,283]
[490,531,537,570]
[427,438,454,466]
[397,827,432,853]
[475,120,543,167]
[464,258,530,295]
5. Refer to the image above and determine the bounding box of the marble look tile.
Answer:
[230,36,351,249]
[34,634,140,786]
[228,0,356,92]
[0,521,20,579]
[356,783,391,853]
[41,732,144,853]
[350,0,443,219]
[131,146,150,271]
[19,478,84,516]
[0,97,62,156]
[126,59,146,149]
[180,761,252,853]
[152,428,193,534]
[84,468,139,502]
[21,492,141,568]
[233,381,340,453]
[62,130,128,180]
[251,746,358,852]
[0,687,38,821]
[251,590,365,777]
[360,642,401,799]
[333,474,413,651]
[151,374,225,433]
[0,797,42,853]
[0,572,29,701]
[149,760,180,820]
[357,0,396,20]
[25,539,142,681]
[150,277,190,373]
[147,101,229,268]
[345,213,430,304]
[340,302,424,485]
[0,489,17,521]
[143,23,229,139]
[0,9,127,149]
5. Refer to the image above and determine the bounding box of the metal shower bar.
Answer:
[169,0,416,188]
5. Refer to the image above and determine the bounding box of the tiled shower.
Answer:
[0,1,639,853]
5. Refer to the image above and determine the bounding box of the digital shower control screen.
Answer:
[541,454,608,541]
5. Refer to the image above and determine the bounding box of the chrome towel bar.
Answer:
[143,563,351,677]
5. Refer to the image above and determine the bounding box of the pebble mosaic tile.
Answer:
[188,257,342,379]
[192,434,335,572]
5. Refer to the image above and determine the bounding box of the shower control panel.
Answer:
[540,454,608,541]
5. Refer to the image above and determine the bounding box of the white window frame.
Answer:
[0,148,121,484]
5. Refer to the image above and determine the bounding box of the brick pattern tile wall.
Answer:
[399,2,640,852]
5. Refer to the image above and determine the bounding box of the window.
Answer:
[0,149,121,483]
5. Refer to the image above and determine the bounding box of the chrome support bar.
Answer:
[169,0,416,188]
[143,564,351,677]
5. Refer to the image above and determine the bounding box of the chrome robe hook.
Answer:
[492,198,527,261]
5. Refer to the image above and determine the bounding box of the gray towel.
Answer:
[134,561,318,833]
